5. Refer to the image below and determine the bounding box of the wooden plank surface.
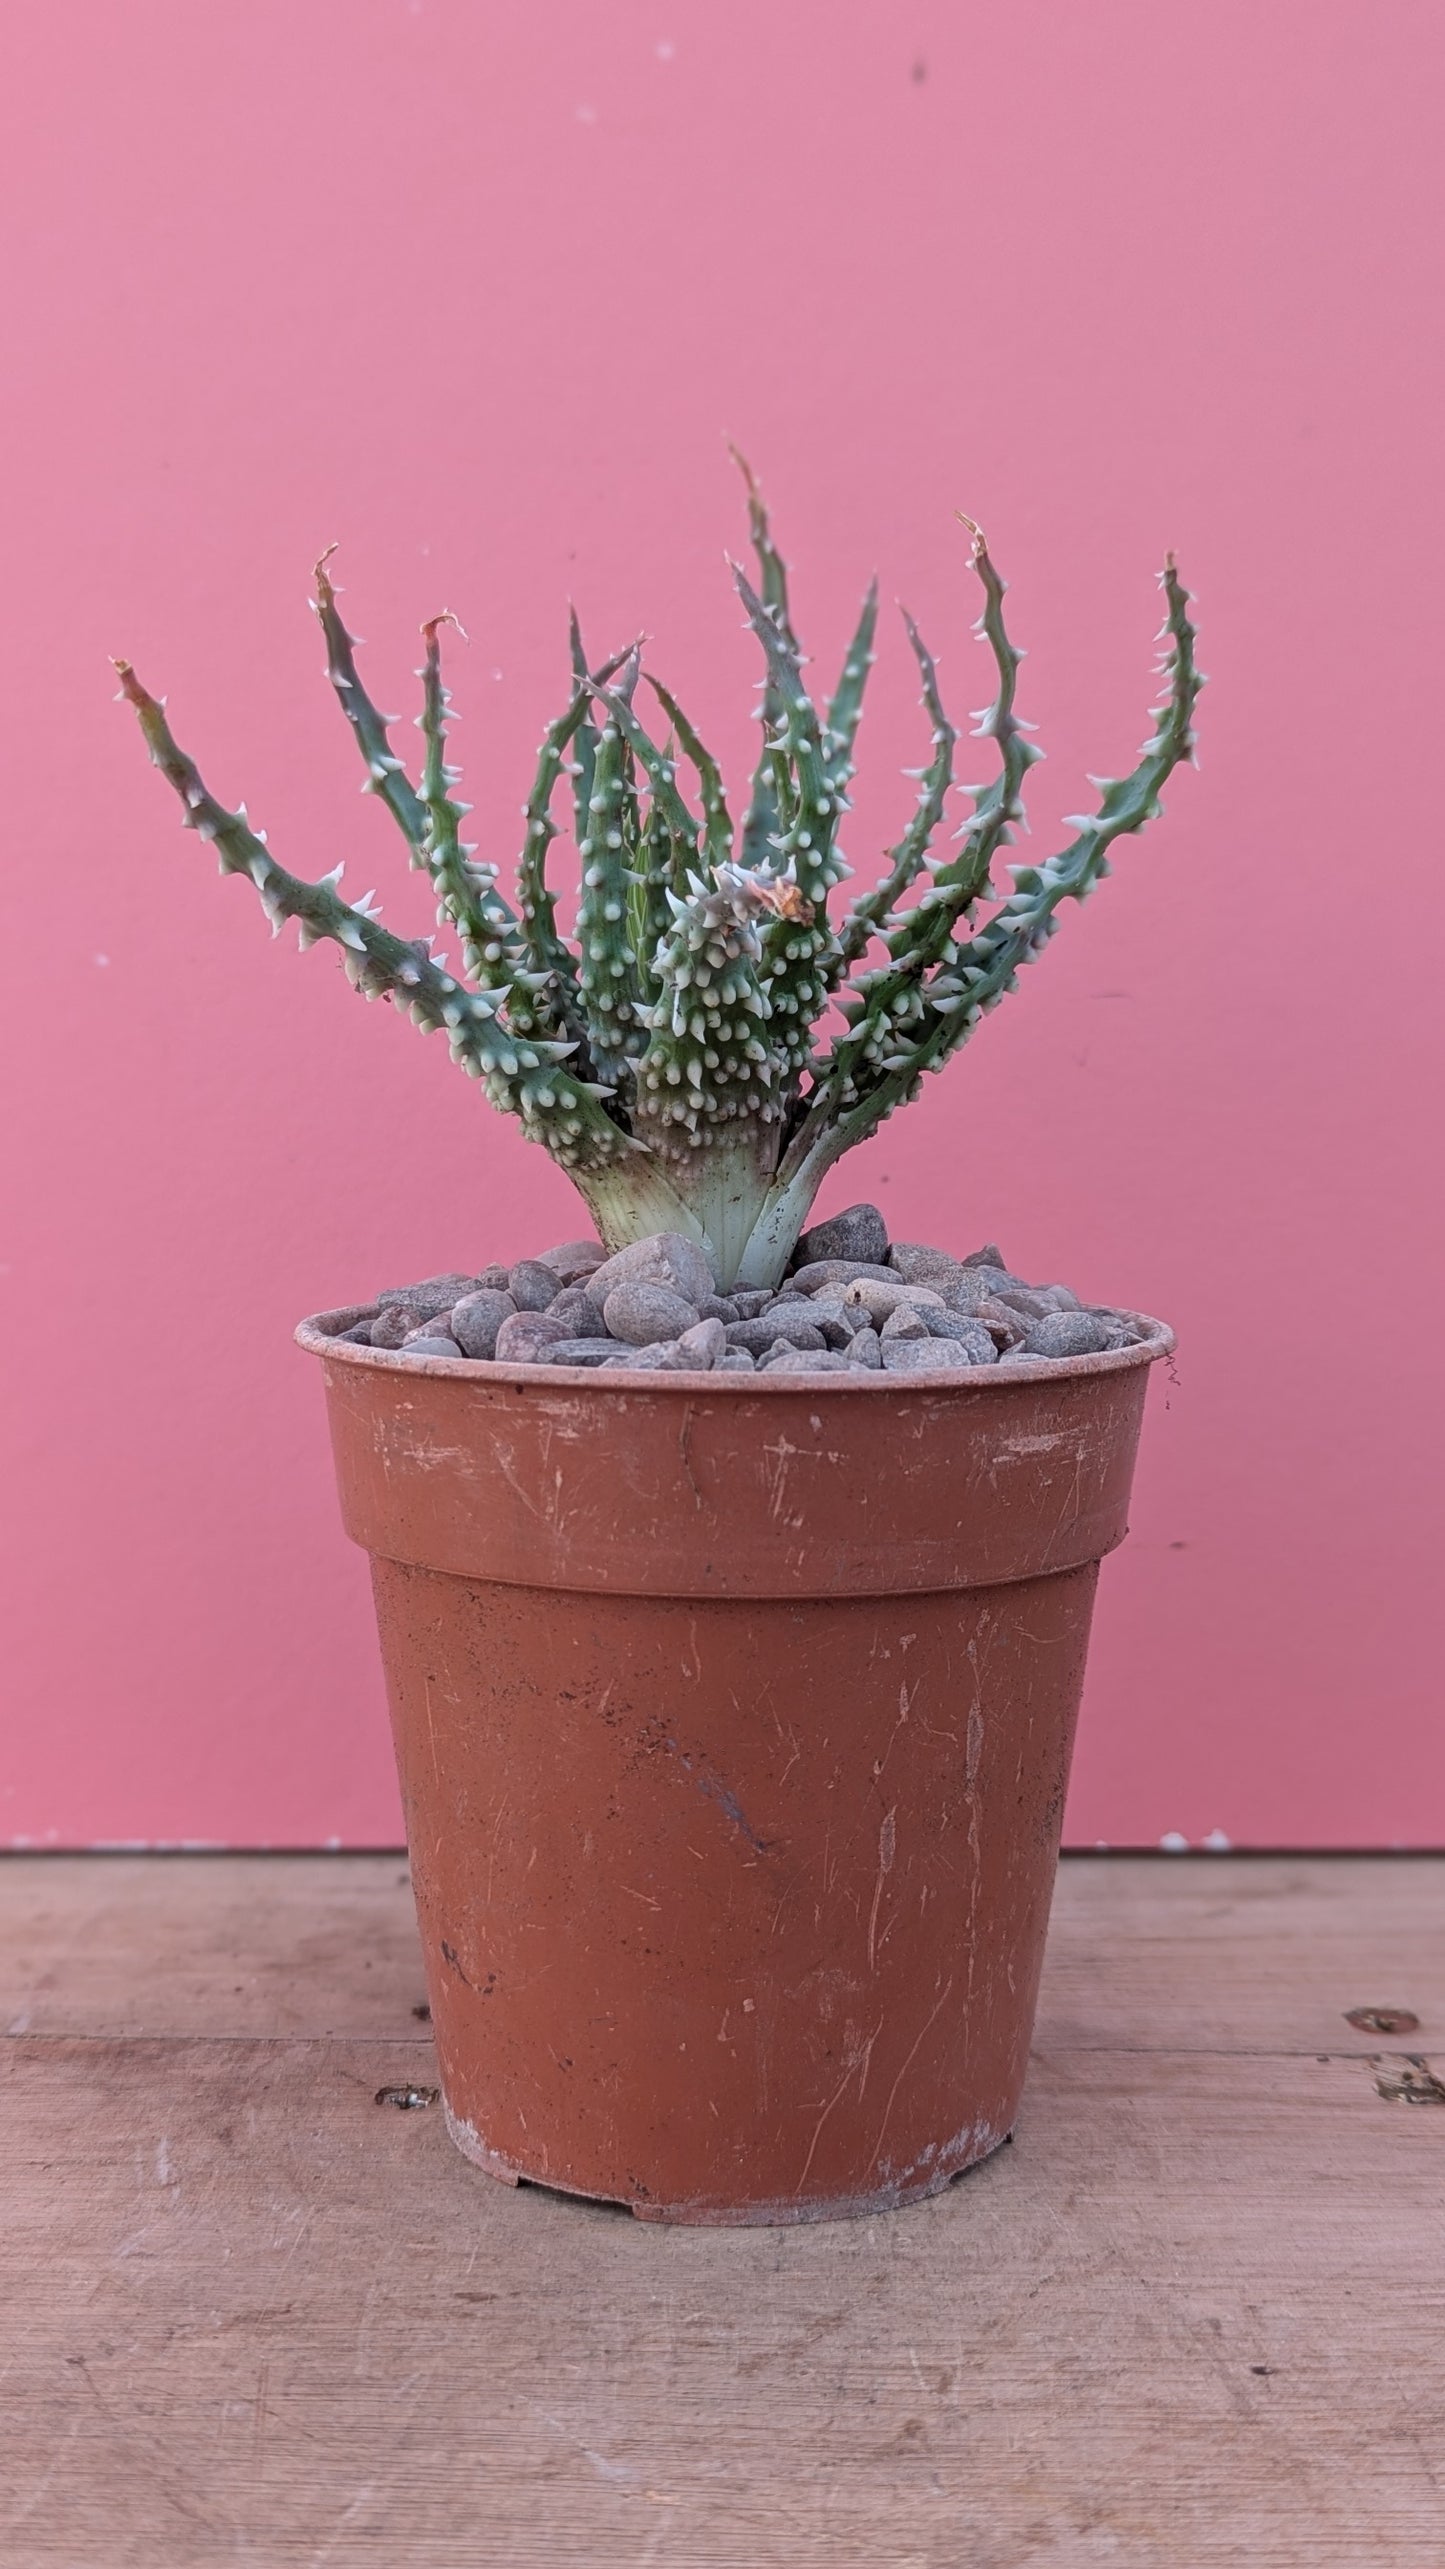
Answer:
[4,1850,1436,2053]
[2,1855,1442,2566]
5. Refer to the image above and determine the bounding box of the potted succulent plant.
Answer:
[117,466,1200,2224]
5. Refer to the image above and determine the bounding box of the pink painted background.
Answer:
[2,2,1441,1848]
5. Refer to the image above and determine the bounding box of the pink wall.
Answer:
[2,2,1441,1848]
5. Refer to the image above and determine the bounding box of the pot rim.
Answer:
[296,1304,1176,1390]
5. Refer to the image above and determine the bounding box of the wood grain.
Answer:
[3,1855,1442,2566]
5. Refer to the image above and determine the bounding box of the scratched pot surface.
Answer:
[306,1317,1168,2222]
[374,1559,1098,2221]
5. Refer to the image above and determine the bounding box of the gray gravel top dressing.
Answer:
[325,1204,1161,1381]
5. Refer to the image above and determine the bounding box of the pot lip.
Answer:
[296,1303,1176,1390]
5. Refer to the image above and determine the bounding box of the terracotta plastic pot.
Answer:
[299,1309,1173,2225]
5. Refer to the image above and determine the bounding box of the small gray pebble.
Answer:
[1031,1283,1083,1313]
[449,1289,516,1360]
[921,1311,1000,1362]
[494,1311,572,1363]
[992,1288,1052,1320]
[546,1286,608,1338]
[609,1340,688,1371]
[843,1277,947,1326]
[536,1339,618,1368]
[794,1202,889,1268]
[718,1348,757,1372]
[369,1303,425,1350]
[845,1327,883,1369]
[585,1232,715,1312]
[336,1319,377,1344]
[1023,1311,1114,1359]
[474,1263,514,1293]
[602,1280,701,1347]
[508,1258,563,1312]
[961,1245,1008,1271]
[974,1297,1031,1350]
[730,1289,776,1321]
[935,1267,1010,1316]
[808,1299,859,1350]
[880,1304,929,1342]
[376,1272,476,1320]
[761,1345,853,1374]
[674,1317,727,1368]
[880,1337,973,1373]
[787,1260,898,1296]
[400,1332,462,1360]
[726,1310,826,1355]
[536,1239,607,1282]
[697,1294,740,1324]
[888,1242,968,1289]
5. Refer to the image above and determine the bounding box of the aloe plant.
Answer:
[116,470,1201,1289]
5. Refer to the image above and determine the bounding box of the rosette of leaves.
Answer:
[117,469,1201,1289]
